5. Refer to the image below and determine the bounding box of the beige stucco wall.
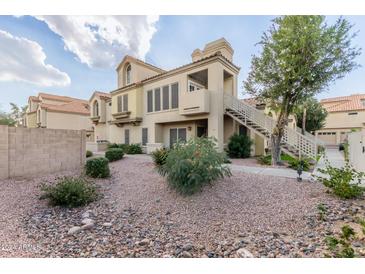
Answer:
[348,129,365,172]
[0,125,86,179]
[117,62,161,89]
[26,112,37,128]
[316,110,365,145]
[45,111,92,131]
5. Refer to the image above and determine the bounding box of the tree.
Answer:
[0,111,16,126]
[9,103,27,126]
[244,16,361,165]
[295,98,328,133]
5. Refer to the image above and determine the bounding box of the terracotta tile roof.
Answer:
[40,100,90,115]
[38,92,87,103]
[241,97,265,106]
[320,93,365,112]
[111,52,240,94]
[94,91,111,99]
[116,55,166,73]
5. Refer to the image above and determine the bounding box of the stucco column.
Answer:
[0,125,9,179]
[207,63,224,151]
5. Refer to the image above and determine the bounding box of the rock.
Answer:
[181,251,192,258]
[82,222,95,230]
[81,218,94,225]
[82,212,90,219]
[139,239,150,246]
[236,248,254,258]
[102,222,113,227]
[68,226,82,235]
[182,243,193,251]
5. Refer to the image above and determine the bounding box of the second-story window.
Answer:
[117,94,128,113]
[154,88,161,111]
[126,64,131,85]
[93,101,99,117]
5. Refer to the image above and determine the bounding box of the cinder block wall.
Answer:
[0,125,86,179]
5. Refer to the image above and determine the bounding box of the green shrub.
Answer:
[107,143,119,149]
[288,157,311,171]
[158,137,231,195]
[280,153,295,162]
[316,160,365,199]
[227,134,253,158]
[325,225,356,258]
[152,147,169,167]
[40,177,98,208]
[118,143,130,152]
[257,154,272,165]
[126,143,143,154]
[105,148,124,162]
[86,150,93,158]
[85,157,110,178]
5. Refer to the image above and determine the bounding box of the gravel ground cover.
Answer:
[1,156,364,257]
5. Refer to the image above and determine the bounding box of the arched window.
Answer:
[125,64,131,85]
[93,101,99,117]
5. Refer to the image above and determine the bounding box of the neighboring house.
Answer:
[316,93,365,145]
[89,38,317,158]
[24,93,94,141]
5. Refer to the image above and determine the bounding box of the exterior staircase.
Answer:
[224,94,318,159]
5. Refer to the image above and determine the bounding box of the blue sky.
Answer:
[1,15,365,112]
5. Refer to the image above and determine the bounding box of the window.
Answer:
[125,129,130,145]
[117,95,122,112]
[93,101,99,117]
[142,128,148,146]
[147,90,153,112]
[162,85,169,110]
[188,80,204,92]
[126,64,131,85]
[123,94,128,112]
[154,88,161,111]
[117,94,128,112]
[171,83,179,109]
[169,127,186,147]
[348,112,358,115]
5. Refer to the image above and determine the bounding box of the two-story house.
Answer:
[90,38,318,159]
[316,93,365,145]
[25,93,94,140]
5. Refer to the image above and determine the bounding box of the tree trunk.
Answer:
[271,111,288,166]
[301,107,307,135]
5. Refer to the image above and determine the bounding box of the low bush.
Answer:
[152,147,169,167]
[287,157,311,171]
[126,143,143,154]
[40,177,98,208]
[105,148,124,162]
[257,154,272,165]
[158,137,231,195]
[325,225,356,258]
[118,143,130,152]
[227,134,253,158]
[107,143,119,149]
[316,159,365,199]
[85,157,110,178]
[86,150,93,158]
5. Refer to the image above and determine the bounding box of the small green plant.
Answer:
[126,143,143,154]
[317,203,327,221]
[288,157,311,171]
[158,137,231,195]
[85,157,110,178]
[227,134,253,158]
[325,225,356,258]
[356,218,365,235]
[316,159,365,199]
[151,147,169,167]
[257,154,272,165]
[40,177,98,208]
[105,148,124,162]
[107,143,120,149]
[86,150,93,158]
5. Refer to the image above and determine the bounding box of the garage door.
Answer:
[317,132,337,145]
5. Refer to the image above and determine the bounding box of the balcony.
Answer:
[179,89,210,116]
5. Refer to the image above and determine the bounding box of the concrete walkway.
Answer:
[313,147,345,177]
[229,164,312,180]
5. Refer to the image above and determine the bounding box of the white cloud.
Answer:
[0,29,71,87]
[34,15,159,68]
